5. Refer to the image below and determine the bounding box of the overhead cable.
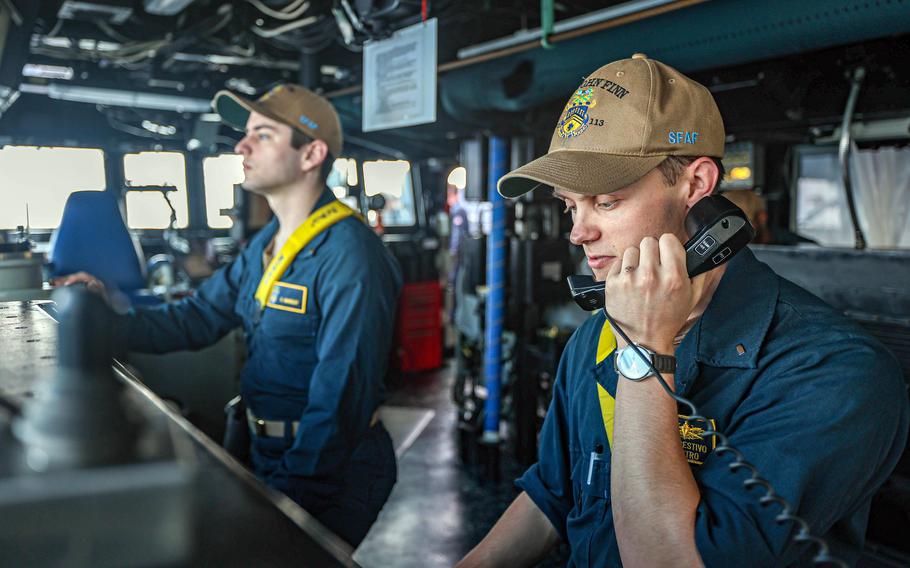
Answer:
[252,15,319,37]
[246,0,310,20]
[340,0,366,32]
[46,18,64,38]
[95,19,135,43]
[0,0,23,26]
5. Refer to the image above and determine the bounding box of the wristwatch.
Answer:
[613,344,676,381]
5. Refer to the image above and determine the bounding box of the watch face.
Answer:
[617,346,651,380]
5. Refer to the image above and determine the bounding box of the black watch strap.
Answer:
[652,353,676,374]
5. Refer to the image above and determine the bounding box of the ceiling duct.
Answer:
[19,83,212,113]
[328,0,910,129]
[437,0,910,116]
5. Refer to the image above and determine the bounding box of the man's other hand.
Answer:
[50,272,107,295]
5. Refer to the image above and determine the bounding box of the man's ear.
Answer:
[684,157,719,208]
[300,139,329,174]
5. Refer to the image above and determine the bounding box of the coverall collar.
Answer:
[684,247,779,370]
[261,186,338,264]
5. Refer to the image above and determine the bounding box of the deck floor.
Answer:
[354,363,568,568]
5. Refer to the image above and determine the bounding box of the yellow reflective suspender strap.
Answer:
[597,383,615,450]
[595,320,617,448]
[254,200,360,309]
[595,319,617,365]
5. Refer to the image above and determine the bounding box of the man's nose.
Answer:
[234,136,251,155]
[569,210,600,246]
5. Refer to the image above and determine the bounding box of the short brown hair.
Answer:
[656,156,725,194]
[290,129,334,182]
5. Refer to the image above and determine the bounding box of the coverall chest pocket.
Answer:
[261,309,320,364]
[572,450,612,516]
[568,449,613,568]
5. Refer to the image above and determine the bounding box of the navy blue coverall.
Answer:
[518,248,908,566]
[125,187,403,546]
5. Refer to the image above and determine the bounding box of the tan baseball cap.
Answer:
[213,84,343,157]
[498,54,724,198]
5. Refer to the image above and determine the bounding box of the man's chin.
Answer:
[591,259,618,281]
[239,181,266,195]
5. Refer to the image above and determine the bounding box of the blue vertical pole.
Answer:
[483,136,507,442]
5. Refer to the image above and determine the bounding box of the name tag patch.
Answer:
[678,415,716,465]
[266,282,308,314]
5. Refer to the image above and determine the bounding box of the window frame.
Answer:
[122,150,191,231]
[0,144,107,232]
[359,158,425,233]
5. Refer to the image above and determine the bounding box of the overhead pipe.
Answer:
[18,83,211,113]
[838,67,867,250]
[323,0,699,98]
[482,136,507,445]
[540,0,555,49]
[460,0,693,59]
[443,0,702,72]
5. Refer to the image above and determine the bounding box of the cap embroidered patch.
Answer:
[299,114,319,129]
[579,76,631,99]
[678,415,717,465]
[558,87,598,138]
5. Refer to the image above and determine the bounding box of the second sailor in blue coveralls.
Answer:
[458,55,908,567]
[59,84,402,547]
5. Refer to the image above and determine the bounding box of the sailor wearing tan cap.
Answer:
[458,55,906,567]
[203,85,402,547]
[61,84,403,547]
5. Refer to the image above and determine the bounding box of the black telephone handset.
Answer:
[567,195,755,311]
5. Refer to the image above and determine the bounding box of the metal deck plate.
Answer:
[0,300,359,567]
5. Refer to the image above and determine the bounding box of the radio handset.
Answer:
[567,195,755,311]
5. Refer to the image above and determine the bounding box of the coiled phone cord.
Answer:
[602,308,848,567]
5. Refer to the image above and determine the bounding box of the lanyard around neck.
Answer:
[254,200,360,309]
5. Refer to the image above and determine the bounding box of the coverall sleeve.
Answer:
[267,243,400,488]
[515,336,578,541]
[693,336,909,567]
[125,251,247,353]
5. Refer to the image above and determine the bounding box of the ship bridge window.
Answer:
[124,151,189,229]
[363,159,416,227]
[0,146,105,229]
[329,158,360,210]
[203,154,244,229]
[795,146,910,248]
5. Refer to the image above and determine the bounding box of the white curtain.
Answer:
[850,144,910,248]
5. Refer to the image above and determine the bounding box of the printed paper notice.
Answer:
[362,18,437,132]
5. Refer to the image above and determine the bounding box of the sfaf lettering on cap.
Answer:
[299,114,319,130]
[669,131,699,144]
